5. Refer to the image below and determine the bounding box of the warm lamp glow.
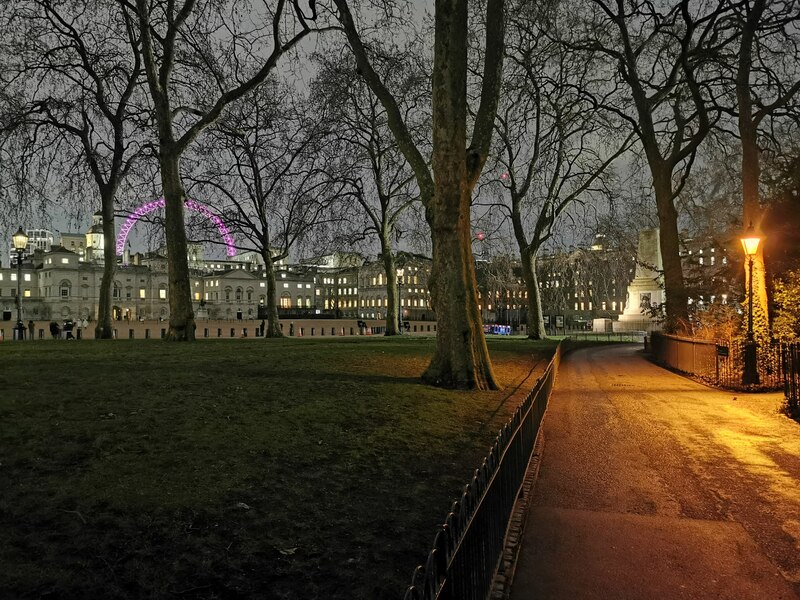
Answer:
[740,235,761,257]
[12,227,28,251]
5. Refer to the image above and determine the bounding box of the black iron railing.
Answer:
[784,342,799,413]
[567,330,646,343]
[649,332,785,390]
[403,345,562,600]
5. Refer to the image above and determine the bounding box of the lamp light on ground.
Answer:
[740,227,761,385]
[12,227,29,342]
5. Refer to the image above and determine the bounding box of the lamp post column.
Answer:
[11,227,29,341]
[397,274,402,335]
[15,249,25,341]
[748,256,754,337]
[743,255,759,385]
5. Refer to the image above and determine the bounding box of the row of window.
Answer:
[3,289,32,297]
[0,273,32,282]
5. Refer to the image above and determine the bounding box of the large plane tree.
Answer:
[493,0,630,340]
[3,0,145,338]
[127,0,320,340]
[571,0,731,333]
[332,0,506,389]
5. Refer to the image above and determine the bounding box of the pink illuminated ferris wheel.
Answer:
[115,198,237,262]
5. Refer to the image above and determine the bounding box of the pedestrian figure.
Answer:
[64,320,75,340]
[49,321,60,340]
[289,322,294,336]
[260,320,265,337]
[27,320,34,340]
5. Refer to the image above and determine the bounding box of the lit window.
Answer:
[11,273,17,281]
[61,258,69,264]
[283,283,289,288]
[24,274,31,282]
[159,288,167,299]
[24,289,31,298]
[139,288,146,299]
[194,293,200,300]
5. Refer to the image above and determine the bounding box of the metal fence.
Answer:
[785,342,799,413]
[567,331,646,343]
[402,345,562,600]
[649,332,785,390]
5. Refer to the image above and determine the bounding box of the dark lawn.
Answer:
[0,336,556,599]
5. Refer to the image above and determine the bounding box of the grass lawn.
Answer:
[0,336,556,599]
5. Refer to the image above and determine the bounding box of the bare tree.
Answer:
[332,0,505,389]
[727,0,800,335]
[2,0,146,338]
[187,82,339,337]
[569,0,732,333]
[490,1,631,340]
[126,0,321,340]
[314,54,423,336]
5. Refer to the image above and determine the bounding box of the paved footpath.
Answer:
[510,344,800,600]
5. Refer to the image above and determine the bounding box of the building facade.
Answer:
[3,220,664,332]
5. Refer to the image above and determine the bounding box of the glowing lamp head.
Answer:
[476,232,486,242]
[12,227,28,252]
[740,230,761,257]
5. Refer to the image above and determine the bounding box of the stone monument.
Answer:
[615,228,664,332]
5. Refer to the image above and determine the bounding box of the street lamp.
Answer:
[740,228,761,385]
[397,268,404,335]
[474,232,488,323]
[12,227,29,341]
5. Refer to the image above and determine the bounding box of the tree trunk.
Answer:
[95,191,117,339]
[262,250,283,338]
[423,192,496,388]
[381,235,400,336]
[160,150,195,341]
[739,116,769,338]
[521,248,546,340]
[421,0,498,390]
[653,169,690,334]
[737,0,770,338]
